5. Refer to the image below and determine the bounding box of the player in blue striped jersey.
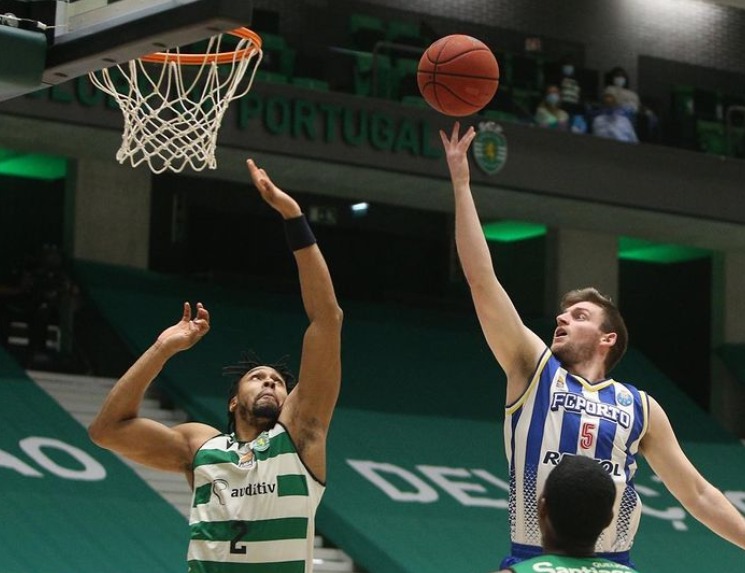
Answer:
[89,159,343,573]
[440,122,745,569]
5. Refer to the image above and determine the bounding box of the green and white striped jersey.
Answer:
[187,423,325,573]
[509,554,639,573]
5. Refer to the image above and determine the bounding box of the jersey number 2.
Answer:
[230,521,249,554]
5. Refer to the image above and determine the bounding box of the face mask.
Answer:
[613,76,627,88]
[562,65,574,77]
[546,93,560,106]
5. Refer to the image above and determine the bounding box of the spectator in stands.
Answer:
[602,66,659,142]
[440,121,745,570]
[592,93,638,143]
[603,66,640,117]
[89,158,343,572]
[556,55,583,116]
[498,456,639,573]
[534,85,569,131]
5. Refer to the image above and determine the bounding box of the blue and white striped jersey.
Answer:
[505,349,649,555]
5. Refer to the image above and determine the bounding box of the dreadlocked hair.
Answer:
[222,350,297,434]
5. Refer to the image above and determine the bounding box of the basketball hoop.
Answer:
[89,28,262,174]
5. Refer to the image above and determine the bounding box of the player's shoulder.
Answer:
[174,422,223,449]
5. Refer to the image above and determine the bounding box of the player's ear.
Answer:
[600,332,617,348]
[537,495,548,519]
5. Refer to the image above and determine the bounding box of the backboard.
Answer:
[0,0,254,99]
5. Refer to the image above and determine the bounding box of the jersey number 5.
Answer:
[580,421,596,449]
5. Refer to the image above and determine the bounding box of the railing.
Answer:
[725,105,745,157]
[371,41,424,98]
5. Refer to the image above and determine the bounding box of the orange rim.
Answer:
[140,27,262,65]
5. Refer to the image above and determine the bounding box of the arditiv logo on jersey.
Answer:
[472,121,508,175]
[551,392,631,429]
[231,482,276,497]
[209,478,278,502]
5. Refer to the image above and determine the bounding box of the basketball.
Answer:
[417,35,500,117]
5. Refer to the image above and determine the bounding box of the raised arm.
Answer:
[640,396,745,550]
[440,123,545,401]
[246,160,343,480]
[88,302,218,480]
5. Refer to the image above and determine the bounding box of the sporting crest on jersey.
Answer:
[253,432,271,452]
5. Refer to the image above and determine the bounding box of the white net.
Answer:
[89,30,262,174]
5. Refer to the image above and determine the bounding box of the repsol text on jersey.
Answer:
[543,451,623,477]
[550,392,631,429]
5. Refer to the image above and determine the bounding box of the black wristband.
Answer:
[284,214,317,251]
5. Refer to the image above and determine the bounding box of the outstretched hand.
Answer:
[156,302,210,354]
[439,122,476,188]
[247,158,302,219]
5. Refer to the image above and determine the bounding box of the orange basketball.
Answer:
[417,35,500,117]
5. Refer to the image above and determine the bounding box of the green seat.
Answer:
[254,70,290,84]
[386,20,425,47]
[349,14,386,51]
[258,33,296,77]
[291,77,330,91]
[696,120,727,155]
[353,51,393,98]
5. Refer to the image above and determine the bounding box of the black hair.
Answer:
[222,350,297,433]
[543,455,616,549]
[606,66,631,88]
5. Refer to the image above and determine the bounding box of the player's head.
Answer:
[223,352,296,433]
[539,455,616,555]
[552,287,628,373]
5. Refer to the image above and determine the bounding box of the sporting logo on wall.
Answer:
[472,121,508,175]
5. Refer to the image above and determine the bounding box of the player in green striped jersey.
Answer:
[89,159,343,573]
[500,456,638,573]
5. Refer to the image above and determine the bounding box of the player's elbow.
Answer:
[317,304,343,327]
[313,301,344,327]
[462,265,497,291]
[88,419,116,449]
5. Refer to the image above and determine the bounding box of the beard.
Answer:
[551,339,594,368]
[251,401,280,424]
[235,401,281,429]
